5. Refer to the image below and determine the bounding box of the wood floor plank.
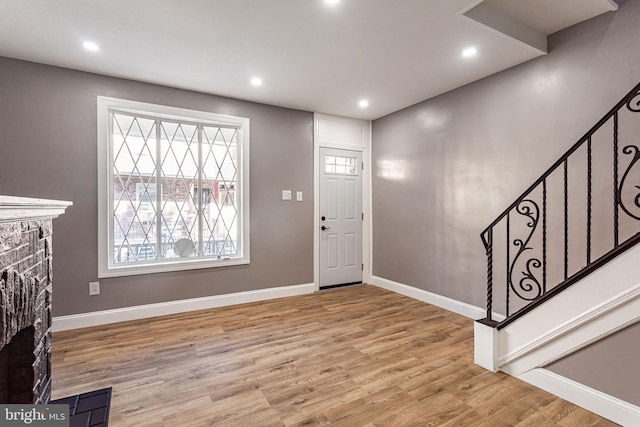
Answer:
[51,285,618,426]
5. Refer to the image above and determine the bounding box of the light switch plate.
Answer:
[282,190,292,200]
[89,281,100,296]
[296,191,303,202]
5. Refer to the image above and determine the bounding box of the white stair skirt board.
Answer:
[519,368,640,427]
[493,245,640,376]
[499,284,640,376]
[370,276,505,321]
[52,283,316,332]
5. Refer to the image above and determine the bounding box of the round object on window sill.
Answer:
[174,238,195,257]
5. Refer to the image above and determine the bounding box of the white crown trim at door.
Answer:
[53,283,316,331]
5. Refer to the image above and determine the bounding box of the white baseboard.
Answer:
[52,283,316,332]
[519,368,640,427]
[369,275,505,321]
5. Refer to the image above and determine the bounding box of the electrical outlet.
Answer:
[89,281,100,296]
[296,191,303,202]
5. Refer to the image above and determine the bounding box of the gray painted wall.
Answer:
[0,57,314,316]
[372,0,640,307]
[371,0,640,405]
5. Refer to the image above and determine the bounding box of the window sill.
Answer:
[98,256,250,278]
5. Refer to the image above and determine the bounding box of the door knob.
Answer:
[321,225,331,231]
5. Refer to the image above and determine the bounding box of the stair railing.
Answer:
[481,82,640,329]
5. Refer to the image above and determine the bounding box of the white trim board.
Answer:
[369,276,505,321]
[519,368,640,427]
[53,283,315,332]
[498,283,640,374]
[0,195,72,222]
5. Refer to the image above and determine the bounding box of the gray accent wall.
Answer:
[372,0,640,405]
[0,57,313,316]
[372,0,640,308]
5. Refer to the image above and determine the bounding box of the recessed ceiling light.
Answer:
[250,77,263,86]
[358,99,369,108]
[462,47,477,58]
[324,0,341,4]
[82,41,99,52]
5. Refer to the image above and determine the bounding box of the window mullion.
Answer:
[156,119,162,260]
[108,111,115,267]
[198,125,204,256]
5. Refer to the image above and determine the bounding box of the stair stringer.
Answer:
[475,242,640,377]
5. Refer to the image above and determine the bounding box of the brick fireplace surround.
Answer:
[0,196,71,404]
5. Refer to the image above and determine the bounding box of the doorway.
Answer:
[319,147,363,288]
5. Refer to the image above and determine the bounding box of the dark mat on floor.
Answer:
[50,387,112,427]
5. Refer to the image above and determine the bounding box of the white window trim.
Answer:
[97,96,250,278]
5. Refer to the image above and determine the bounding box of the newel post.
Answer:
[474,318,499,372]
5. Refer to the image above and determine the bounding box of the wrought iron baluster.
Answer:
[506,213,510,318]
[564,159,569,280]
[542,179,547,294]
[628,90,640,112]
[615,92,640,222]
[508,200,542,302]
[614,112,619,247]
[617,146,640,221]
[587,137,592,264]
[485,228,493,321]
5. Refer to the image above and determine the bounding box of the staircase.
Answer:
[474,83,640,425]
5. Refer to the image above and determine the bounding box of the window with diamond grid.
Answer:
[97,97,250,277]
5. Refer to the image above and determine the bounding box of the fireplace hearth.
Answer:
[0,196,71,404]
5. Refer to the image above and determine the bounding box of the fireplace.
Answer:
[0,196,71,404]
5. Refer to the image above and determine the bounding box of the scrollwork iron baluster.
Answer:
[616,145,640,220]
[626,90,640,112]
[508,199,543,302]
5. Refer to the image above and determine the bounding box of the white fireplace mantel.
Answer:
[0,195,73,222]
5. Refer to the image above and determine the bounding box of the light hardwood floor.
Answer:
[52,285,618,426]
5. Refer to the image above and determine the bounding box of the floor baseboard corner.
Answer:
[518,368,640,426]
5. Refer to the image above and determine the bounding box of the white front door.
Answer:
[319,147,363,288]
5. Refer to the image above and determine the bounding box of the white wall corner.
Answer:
[474,320,500,372]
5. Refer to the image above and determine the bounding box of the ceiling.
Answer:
[0,0,618,120]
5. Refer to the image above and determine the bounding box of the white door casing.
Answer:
[313,113,371,291]
[319,148,363,287]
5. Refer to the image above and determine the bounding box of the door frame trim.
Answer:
[313,113,372,292]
